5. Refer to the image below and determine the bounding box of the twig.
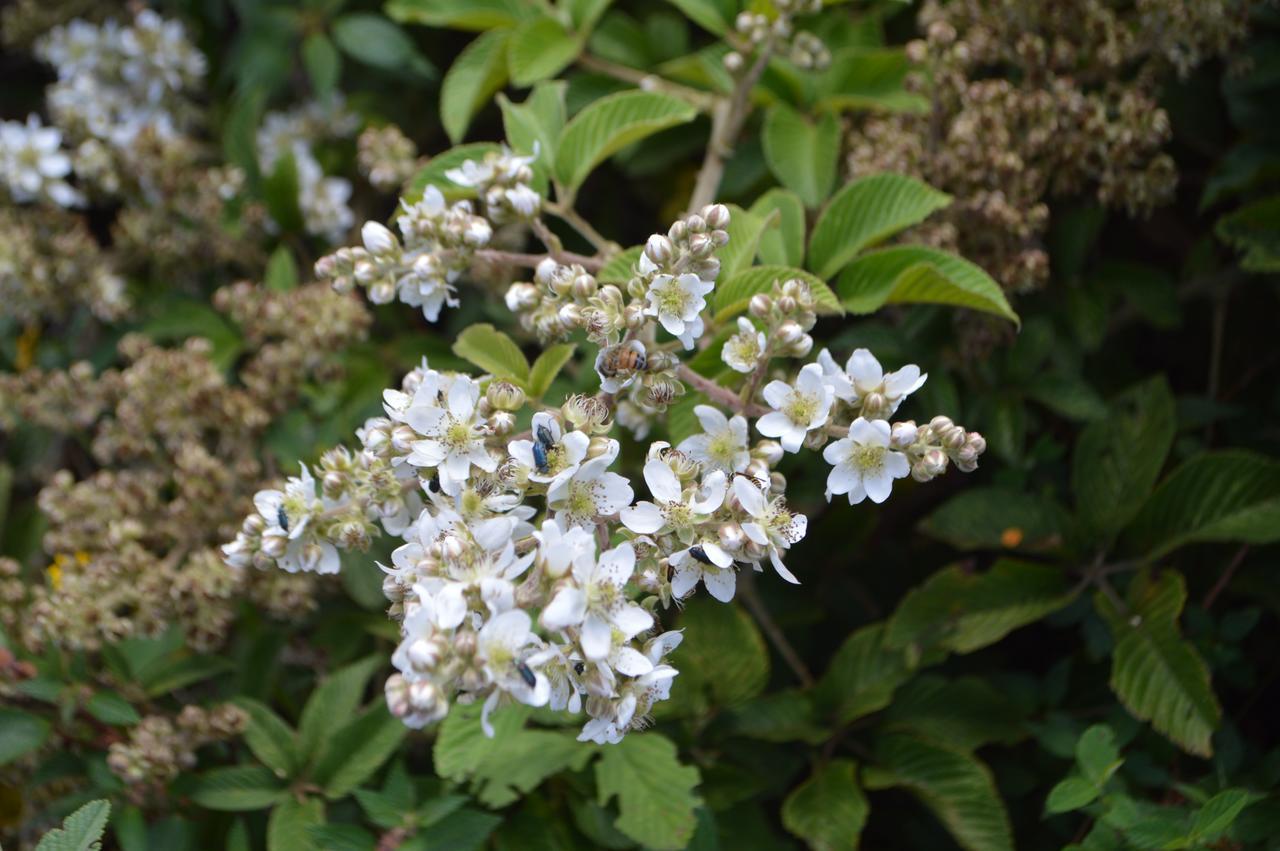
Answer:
[576,54,719,112]
[1203,545,1249,610]
[677,364,767,417]
[546,202,619,256]
[739,344,773,407]
[476,248,603,272]
[737,566,814,688]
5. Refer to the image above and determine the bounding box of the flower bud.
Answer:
[369,280,396,304]
[488,410,516,434]
[572,273,598,299]
[558,303,582,328]
[685,214,706,234]
[361,221,398,255]
[408,638,440,670]
[688,233,714,257]
[505,282,539,311]
[749,293,773,318]
[668,220,688,243]
[486,380,526,412]
[754,440,784,466]
[929,415,954,433]
[723,50,745,72]
[718,522,746,552]
[776,320,804,345]
[322,471,346,498]
[261,533,288,559]
[391,425,418,454]
[702,204,730,229]
[891,421,918,448]
[587,436,615,459]
[645,234,674,266]
[965,432,986,455]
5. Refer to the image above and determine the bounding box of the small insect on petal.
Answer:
[516,661,537,688]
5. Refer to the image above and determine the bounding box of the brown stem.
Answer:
[576,54,718,112]
[1203,545,1249,610]
[546,203,619,256]
[738,566,814,688]
[475,248,603,273]
[676,364,767,417]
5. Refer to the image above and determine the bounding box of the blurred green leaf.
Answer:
[267,796,324,851]
[750,188,806,267]
[713,264,843,322]
[507,16,583,87]
[919,487,1067,553]
[312,703,408,798]
[298,655,383,762]
[440,29,512,143]
[301,33,341,97]
[814,47,929,114]
[187,766,287,811]
[387,0,533,31]
[452,323,531,383]
[761,104,839,208]
[85,691,140,726]
[596,733,701,850]
[814,623,917,726]
[34,799,110,851]
[264,245,298,292]
[781,760,868,851]
[332,13,434,77]
[234,698,300,779]
[555,90,698,192]
[0,708,51,766]
[527,343,576,399]
[838,246,1018,324]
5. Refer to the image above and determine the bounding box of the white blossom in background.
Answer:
[822,417,911,505]
[756,362,834,452]
[257,98,360,243]
[723,317,767,373]
[0,116,82,207]
[677,405,750,475]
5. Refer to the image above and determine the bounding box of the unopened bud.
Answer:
[702,204,730,230]
[645,234,674,266]
[749,293,773,318]
[754,440,784,466]
[718,522,746,552]
[487,380,526,411]
[891,421,919,448]
[587,436,615,459]
[361,221,398,255]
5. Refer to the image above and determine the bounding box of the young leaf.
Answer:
[1123,450,1280,560]
[554,90,698,192]
[807,173,952,279]
[311,703,408,799]
[527,343,576,399]
[507,16,582,87]
[386,0,532,31]
[865,734,1014,851]
[234,697,299,778]
[712,265,843,322]
[301,33,341,97]
[1044,777,1100,815]
[332,14,433,77]
[297,655,383,763]
[187,766,288,811]
[750,188,806,267]
[668,596,770,710]
[885,559,1073,655]
[1095,571,1221,757]
[499,81,567,169]
[716,204,776,281]
[34,799,110,851]
[595,733,701,850]
[1071,376,1176,539]
[440,29,512,144]
[264,245,298,292]
[451,323,531,383]
[1190,789,1259,841]
[267,796,325,851]
[85,691,141,726]
[813,623,917,726]
[0,708,51,766]
[262,150,304,234]
[761,104,839,208]
[781,760,869,851]
[837,246,1018,324]
[1074,725,1121,787]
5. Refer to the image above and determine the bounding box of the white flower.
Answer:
[540,542,654,662]
[395,253,459,322]
[643,272,714,350]
[361,220,398,255]
[508,412,590,492]
[424,516,535,628]
[533,517,597,579]
[670,542,736,602]
[620,460,727,544]
[822,417,910,505]
[819,348,926,416]
[756,363,834,453]
[547,441,634,530]
[677,405,749,475]
[732,475,805,584]
[0,115,81,207]
[253,465,341,574]
[445,158,496,187]
[722,317,767,374]
[504,184,541,218]
[404,375,497,494]
[476,609,552,736]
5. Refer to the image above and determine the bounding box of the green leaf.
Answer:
[1095,571,1221,757]
[566,0,613,32]
[761,104,839,208]
[712,264,843,322]
[669,596,769,710]
[332,13,430,75]
[1215,194,1280,272]
[596,733,701,850]
[297,655,383,763]
[885,559,1073,655]
[597,245,643,284]
[1123,450,1280,560]
[34,799,110,851]
[717,204,776,281]
[302,33,341,97]
[1045,777,1100,815]
[262,149,305,234]
[234,698,299,779]
[1071,376,1176,538]
[837,246,1018,324]
[312,703,408,798]
[434,703,593,807]
[814,624,917,726]
[663,0,732,35]
[1190,789,1258,840]
[0,707,51,765]
[814,47,929,114]
[883,676,1025,750]
[85,691,141,726]
[750,188,806,267]
[417,808,502,850]
[407,142,503,203]
[264,245,298,292]
[440,29,512,143]
[1075,725,1121,787]
[267,796,324,851]
[527,343,576,399]
[187,766,287,811]
[554,90,698,192]
[807,173,951,280]
[452,323,531,383]
[499,81,567,169]
[919,487,1067,553]
[1026,374,1108,422]
[781,760,868,851]
[305,824,376,851]
[507,16,582,87]
[865,734,1013,851]
[387,0,533,31]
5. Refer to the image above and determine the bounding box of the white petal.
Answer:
[540,587,587,630]
[733,476,767,516]
[620,502,665,534]
[581,613,613,661]
[612,646,654,677]
[761,381,791,409]
[611,603,653,640]
[643,459,682,503]
[702,567,737,602]
[846,348,884,387]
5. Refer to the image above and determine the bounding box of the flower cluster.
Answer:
[727,0,830,73]
[445,146,541,223]
[227,164,986,744]
[108,704,247,791]
[257,98,361,242]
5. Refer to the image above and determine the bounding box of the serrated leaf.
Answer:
[919,487,1067,553]
[1045,777,1100,815]
[597,245,643,284]
[297,655,383,763]
[596,733,701,850]
[717,204,776,281]
[508,16,582,87]
[34,799,110,851]
[721,689,827,744]
[1190,789,1258,840]
[527,344,576,399]
[837,246,1018,323]
[884,676,1025,750]
[499,81,567,171]
[663,0,732,35]
[267,796,324,851]
[1095,571,1221,757]
[554,90,698,192]
[781,760,868,851]
[808,173,951,279]
[386,0,533,31]
[305,824,375,851]
[187,766,287,811]
[332,14,433,77]
[712,264,843,322]
[302,33,341,97]
[762,104,839,208]
[669,596,769,710]
[814,624,917,726]
[886,559,1073,655]
[814,47,929,114]
[0,708,51,765]
[1216,194,1280,271]
[1075,725,1121,787]
[1071,376,1175,538]
[312,703,408,798]
[407,143,503,203]
[865,734,1013,851]
[85,691,140,726]
[440,29,511,144]
[234,698,299,778]
[750,188,806,267]
[1123,450,1280,561]
[452,323,531,383]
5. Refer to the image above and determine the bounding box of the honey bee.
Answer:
[598,343,646,377]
